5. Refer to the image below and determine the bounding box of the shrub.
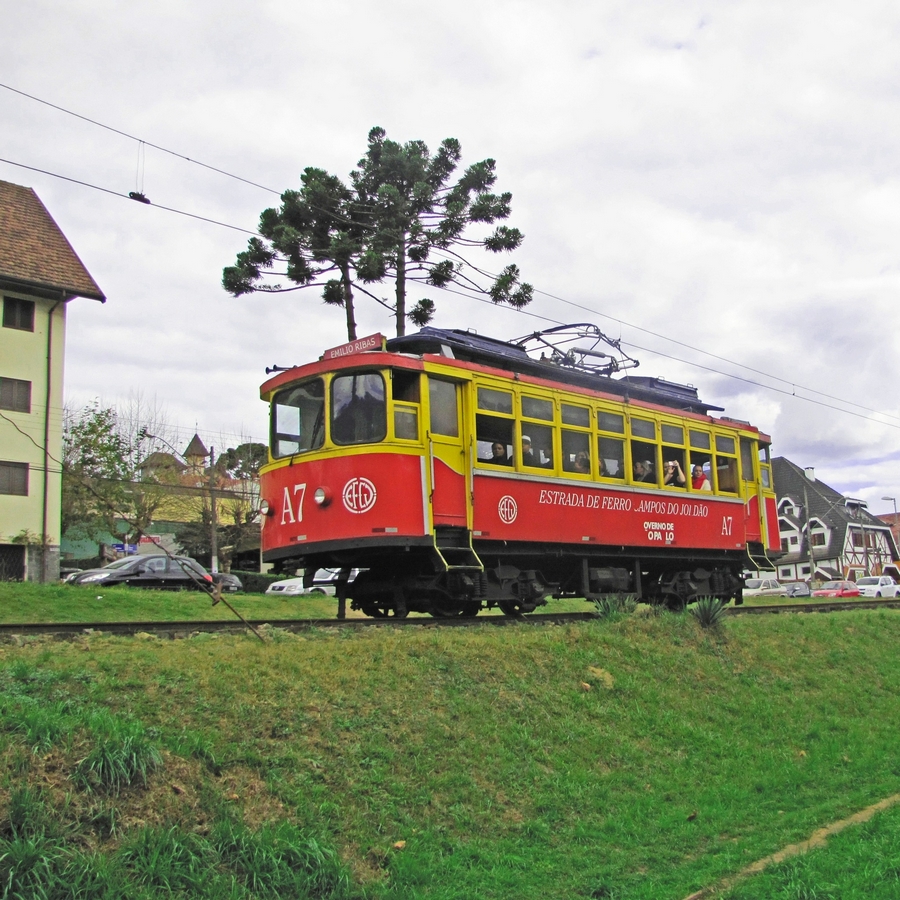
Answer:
[591,593,637,618]
[690,596,727,629]
[232,571,284,594]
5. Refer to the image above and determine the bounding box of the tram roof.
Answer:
[388,327,724,416]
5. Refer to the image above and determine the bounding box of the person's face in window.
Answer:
[692,466,703,478]
[491,442,506,459]
[634,461,646,478]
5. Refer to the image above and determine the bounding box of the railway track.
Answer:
[1,598,899,640]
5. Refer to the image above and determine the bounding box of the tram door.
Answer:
[741,437,763,543]
[426,377,469,528]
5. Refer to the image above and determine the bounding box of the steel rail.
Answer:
[1,599,898,641]
[0,611,599,640]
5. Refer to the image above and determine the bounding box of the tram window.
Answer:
[631,418,655,440]
[331,373,386,445]
[740,438,755,481]
[271,379,324,458]
[394,408,418,440]
[631,440,658,484]
[522,395,554,421]
[689,454,713,492]
[478,387,513,414]
[562,403,590,427]
[521,423,553,469]
[690,430,711,450]
[715,456,739,493]
[662,449,687,488]
[392,370,420,402]
[598,437,625,479]
[760,466,771,489]
[598,411,625,433]
[661,424,684,445]
[429,379,459,437]
[562,430,591,474]
[476,415,514,465]
[715,435,736,455]
[759,443,770,464]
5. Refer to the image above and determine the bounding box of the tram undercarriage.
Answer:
[287,538,745,618]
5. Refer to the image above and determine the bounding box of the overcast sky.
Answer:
[3,1,899,511]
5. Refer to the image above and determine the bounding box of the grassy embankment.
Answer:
[2,583,900,899]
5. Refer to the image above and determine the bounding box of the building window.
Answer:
[800,565,810,575]
[0,461,28,496]
[0,378,31,413]
[789,535,798,545]
[811,532,826,547]
[781,538,789,552]
[2,298,35,332]
[780,568,792,577]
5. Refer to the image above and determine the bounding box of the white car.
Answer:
[855,575,900,598]
[743,577,784,597]
[265,568,356,597]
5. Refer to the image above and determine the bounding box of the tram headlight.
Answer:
[259,500,274,517]
[314,487,332,507]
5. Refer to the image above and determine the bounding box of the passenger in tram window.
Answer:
[489,441,511,466]
[663,458,686,487]
[573,451,591,474]
[522,435,537,466]
[692,465,712,491]
[633,459,654,482]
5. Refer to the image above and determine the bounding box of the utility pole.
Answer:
[209,446,219,574]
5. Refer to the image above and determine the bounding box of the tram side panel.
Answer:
[261,452,429,561]
[472,473,748,554]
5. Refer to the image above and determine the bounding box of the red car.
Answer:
[812,580,861,598]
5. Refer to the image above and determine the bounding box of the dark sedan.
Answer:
[66,555,213,591]
[211,572,243,593]
[783,582,811,598]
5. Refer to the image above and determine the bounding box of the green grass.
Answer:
[0,581,346,624]
[1,596,899,898]
[0,581,595,625]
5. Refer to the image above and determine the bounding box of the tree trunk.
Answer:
[395,236,406,337]
[341,266,357,340]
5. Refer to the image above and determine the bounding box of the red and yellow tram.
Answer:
[258,325,780,615]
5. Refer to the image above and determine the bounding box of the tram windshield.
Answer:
[331,372,387,445]
[272,379,325,457]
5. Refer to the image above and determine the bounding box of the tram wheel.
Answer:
[498,599,538,616]
[661,594,687,612]
[360,603,408,619]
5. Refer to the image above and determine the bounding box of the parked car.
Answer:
[743,577,784,597]
[65,555,213,591]
[782,582,811,598]
[265,568,357,597]
[812,580,861,598]
[211,572,243,593]
[854,575,900,598]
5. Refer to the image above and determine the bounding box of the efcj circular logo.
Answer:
[498,495,518,524]
[342,477,377,514]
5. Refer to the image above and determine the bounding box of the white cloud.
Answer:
[3,0,900,513]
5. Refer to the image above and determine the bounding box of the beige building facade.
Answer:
[0,180,104,581]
